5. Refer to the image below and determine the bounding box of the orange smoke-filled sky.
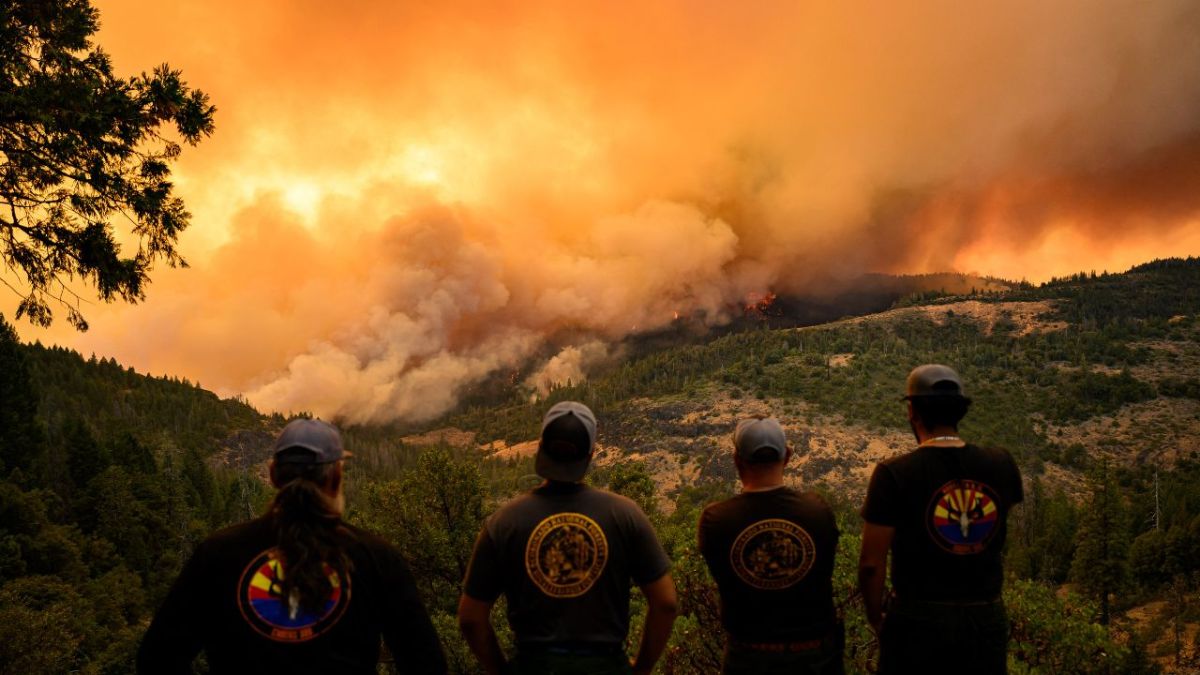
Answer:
[9,0,1200,422]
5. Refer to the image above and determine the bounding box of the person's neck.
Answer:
[917,426,964,446]
[740,473,786,492]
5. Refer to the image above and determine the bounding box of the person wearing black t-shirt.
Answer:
[137,419,446,674]
[457,401,678,675]
[699,416,842,675]
[858,364,1023,674]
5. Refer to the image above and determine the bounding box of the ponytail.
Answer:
[269,462,352,616]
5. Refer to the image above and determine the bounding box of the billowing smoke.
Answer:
[525,341,613,397]
[11,0,1200,422]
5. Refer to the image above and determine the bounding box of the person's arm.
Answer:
[457,594,505,675]
[458,525,506,674]
[632,572,679,675]
[377,546,448,674]
[137,544,208,674]
[858,522,894,634]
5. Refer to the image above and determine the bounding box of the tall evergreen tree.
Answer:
[1070,461,1130,624]
[0,315,42,473]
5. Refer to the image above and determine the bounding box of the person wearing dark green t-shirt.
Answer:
[858,365,1023,674]
[457,401,678,675]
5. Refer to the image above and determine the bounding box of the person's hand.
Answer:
[631,659,652,675]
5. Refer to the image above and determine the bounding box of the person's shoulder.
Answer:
[182,516,273,566]
[698,493,740,524]
[794,488,833,511]
[875,449,918,472]
[968,443,1019,467]
[588,485,643,512]
[489,489,539,519]
[202,515,272,547]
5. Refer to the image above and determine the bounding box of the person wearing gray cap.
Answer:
[698,416,842,674]
[457,401,677,674]
[858,365,1023,674]
[138,418,447,674]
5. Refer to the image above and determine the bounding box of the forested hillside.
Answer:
[0,320,277,673]
[1,259,1199,672]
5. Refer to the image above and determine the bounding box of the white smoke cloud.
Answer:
[237,200,748,423]
[524,340,612,397]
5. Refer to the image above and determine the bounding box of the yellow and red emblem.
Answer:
[524,512,609,598]
[237,548,351,642]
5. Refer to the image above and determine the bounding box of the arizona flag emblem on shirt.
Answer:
[237,548,351,642]
[926,479,1000,554]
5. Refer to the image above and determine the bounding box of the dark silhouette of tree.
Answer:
[0,314,43,472]
[0,0,215,329]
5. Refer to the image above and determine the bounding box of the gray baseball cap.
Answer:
[904,364,967,399]
[734,417,788,463]
[272,418,350,464]
[535,401,597,482]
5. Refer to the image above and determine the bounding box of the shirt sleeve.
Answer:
[462,526,504,602]
[376,545,448,675]
[860,464,901,526]
[136,542,209,674]
[627,504,671,586]
[696,506,713,559]
[1006,451,1025,505]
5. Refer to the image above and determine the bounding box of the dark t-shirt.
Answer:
[698,486,840,642]
[462,482,671,647]
[861,443,1024,602]
[137,516,446,674]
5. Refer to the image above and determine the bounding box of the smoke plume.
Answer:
[10,0,1200,422]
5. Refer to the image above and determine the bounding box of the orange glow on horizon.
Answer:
[6,0,1200,422]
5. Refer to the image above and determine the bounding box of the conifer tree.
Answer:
[1,0,215,329]
[0,315,42,473]
[1070,461,1129,624]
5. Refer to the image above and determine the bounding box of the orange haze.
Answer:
[9,0,1200,422]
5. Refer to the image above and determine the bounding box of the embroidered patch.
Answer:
[237,549,350,642]
[927,479,1001,554]
[525,513,609,598]
[730,518,816,590]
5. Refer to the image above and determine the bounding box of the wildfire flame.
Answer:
[744,291,778,315]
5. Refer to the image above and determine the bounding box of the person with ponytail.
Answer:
[138,418,447,674]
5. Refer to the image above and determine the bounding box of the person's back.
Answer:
[865,442,1021,602]
[138,419,446,674]
[457,402,677,675]
[858,365,1022,675]
[700,488,839,641]
[468,482,668,646]
[699,417,843,675]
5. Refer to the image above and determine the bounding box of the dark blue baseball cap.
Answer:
[272,418,350,464]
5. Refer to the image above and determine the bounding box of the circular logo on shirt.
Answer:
[525,513,609,598]
[730,518,816,590]
[236,548,351,642]
[927,479,1001,554]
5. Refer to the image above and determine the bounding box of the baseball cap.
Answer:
[272,418,350,464]
[535,401,597,482]
[734,417,788,464]
[904,364,967,399]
